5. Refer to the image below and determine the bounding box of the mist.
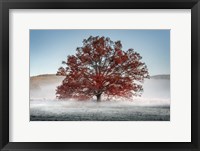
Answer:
[30,74,170,121]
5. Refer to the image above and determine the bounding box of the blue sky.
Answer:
[30,30,170,76]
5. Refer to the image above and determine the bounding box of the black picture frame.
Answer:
[0,0,199,150]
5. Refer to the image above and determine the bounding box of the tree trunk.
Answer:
[96,94,102,102]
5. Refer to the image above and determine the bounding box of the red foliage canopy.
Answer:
[56,36,149,101]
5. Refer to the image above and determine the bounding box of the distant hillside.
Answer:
[30,74,64,81]
[150,74,170,80]
[30,74,170,86]
[30,74,64,89]
[32,74,56,77]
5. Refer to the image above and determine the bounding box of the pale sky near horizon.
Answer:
[30,30,170,76]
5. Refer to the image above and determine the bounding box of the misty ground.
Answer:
[30,74,170,121]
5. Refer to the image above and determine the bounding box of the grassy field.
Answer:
[30,99,170,121]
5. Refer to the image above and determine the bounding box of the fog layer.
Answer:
[30,74,170,121]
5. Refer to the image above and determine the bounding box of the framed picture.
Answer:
[0,0,199,150]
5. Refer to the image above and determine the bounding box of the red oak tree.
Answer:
[56,36,149,102]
